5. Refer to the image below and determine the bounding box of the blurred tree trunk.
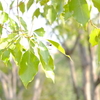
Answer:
[0,60,18,100]
[78,42,94,100]
[67,58,80,100]
[32,68,45,100]
[63,33,100,100]
[63,35,81,100]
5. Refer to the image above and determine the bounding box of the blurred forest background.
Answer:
[0,18,100,100]
[0,0,100,100]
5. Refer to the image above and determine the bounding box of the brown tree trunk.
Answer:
[78,42,94,100]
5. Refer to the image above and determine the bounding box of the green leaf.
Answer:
[1,50,10,60]
[40,0,49,6]
[51,0,64,15]
[10,1,14,9]
[0,24,3,34]
[19,1,25,13]
[27,0,34,10]
[19,50,39,87]
[62,4,72,20]
[32,8,40,19]
[0,12,9,23]
[10,43,22,65]
[47,39,65,54]
[0,50,11,67]
[18,17,27,30]
[92,0,100,12]
[36,0,39,3]
[46,6,57,24]
[0,2,3,11]
[34,27,45,36]
[0,33,18,49]
[89,29,100,46]
[47,39,72,59]
[69,0,90,25]
[38,41,54,81]
[9,18,19,31]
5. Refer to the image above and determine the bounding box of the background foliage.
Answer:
[0,0,100,100]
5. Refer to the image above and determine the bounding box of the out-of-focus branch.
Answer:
[63,35,80,55]
[94,75,100,89]
[0,71,9,99]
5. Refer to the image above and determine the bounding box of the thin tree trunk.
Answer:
[32,69,45,100]
[78,43,93,100]
[67,58,80,100]
[88,42,94,100]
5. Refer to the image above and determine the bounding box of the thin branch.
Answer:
[94,75,100,89]
[90,20,100,29]
[63,34,80,55]
[0,24,11,33]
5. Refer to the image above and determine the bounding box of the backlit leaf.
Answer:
[10,1,14,9]
[46,6,57,24]
[32,8,40,19]
[19,17,27,30]
[19,50,39,87]
[19,1,25,13]
[0,2,3,11]
[62,4,72,20]
[47,39,65,54]
[40,0,49,6]
[34,27,45,36]
[10,43,22,65]
[51,0,64,15]
[0,12,9,23]
[9,18,19,31]
[89,29,100,46]
[92,0,100,12]
[27,0,34,10]
[69,0,90,25]
[0,33,18,49]
[0,50,11,67]
[38,41,54,81]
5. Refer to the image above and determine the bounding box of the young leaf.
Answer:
[62,4,72,20]
[19,50,39,87]
[38,41,54,81]
[27,0,34,10]
[32,8,40,19]
[69,0,90,25]
[19,1,25,13]
[46,6,57,24]
[0,50,11,67]
[47,39,65,54]
[40,0,49,6]
[89,29,100,46]
[47,39,71,59]
[0,2,3,11]
[10,43,22,65]
[9,18,19,31]
[92,0,100,12]
[34,27,45,36]
[10,1,14,9]
[0,12,9,23]
[18,17,27,30]
[0,33,18,49]
[52,0,64,15]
